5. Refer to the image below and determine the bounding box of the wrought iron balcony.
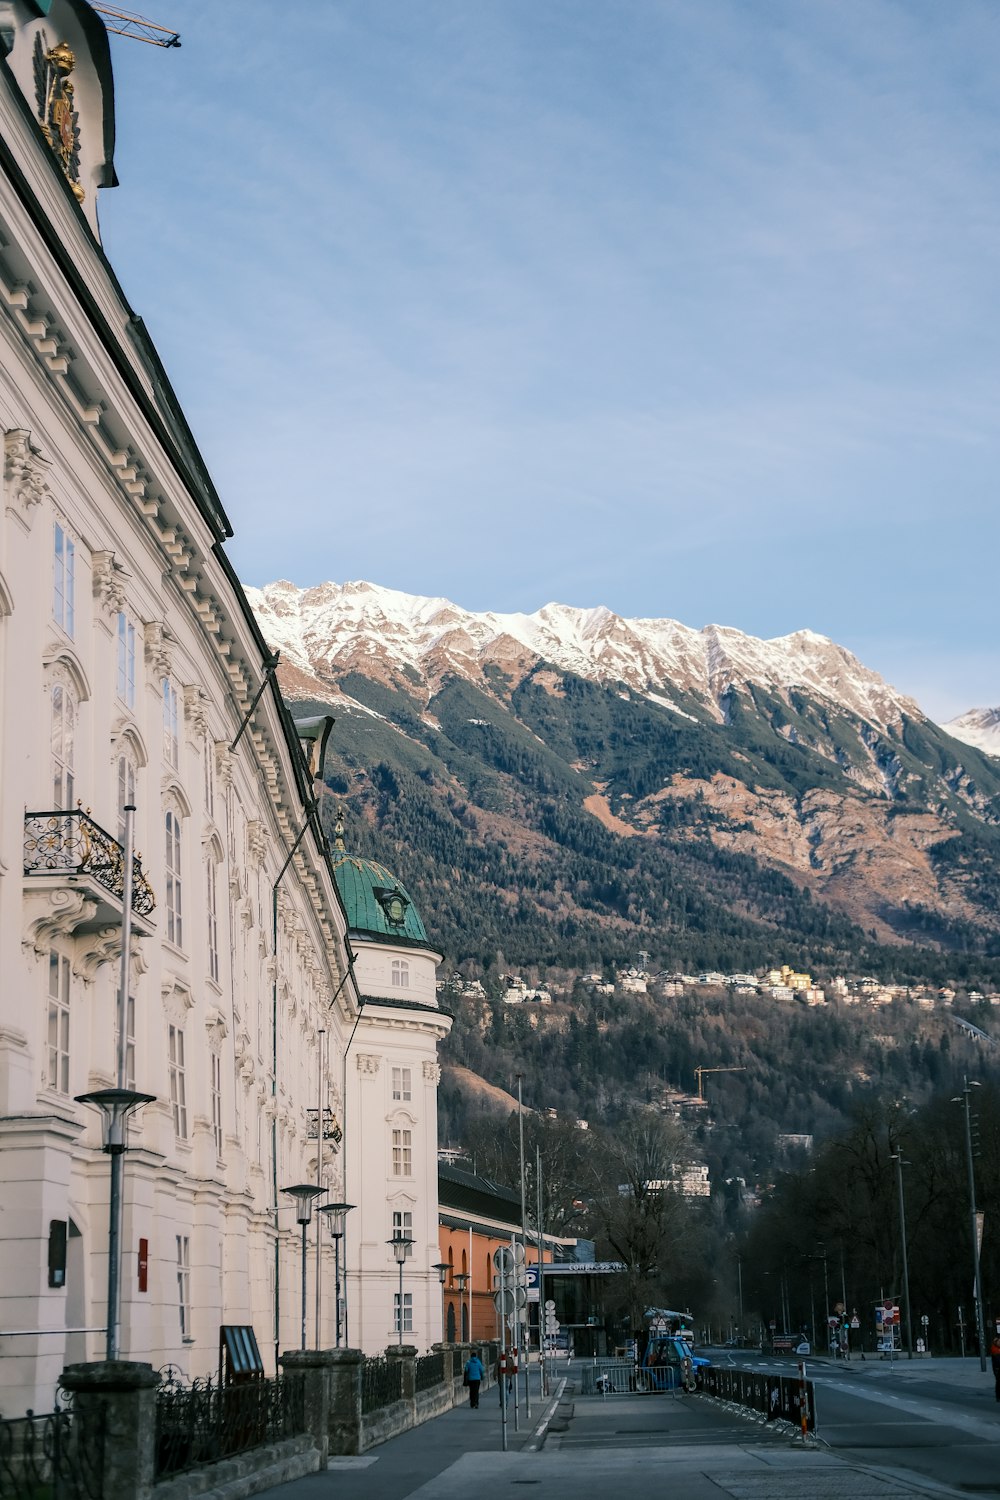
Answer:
[24,808,156,918]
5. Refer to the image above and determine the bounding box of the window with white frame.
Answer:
[391,1209,412,1242]
[46,951,71,1094]
[391,958,410,989]
[162,678,179,769]
[114,986,136,1091]
[51,681,76,809]
[392,1066,411,1102]
[206,860,219,984]
[165,809,183,947]
[168,1023,188,1139]
[393,1292,413,1335]
[211,1051,223,1157]
[116,611,137,707]
[115,751,136,846]
[53,521,75,637]
[176,1235,191,1339]
[391,1127,412,1177]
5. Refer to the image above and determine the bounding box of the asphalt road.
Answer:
[714,1351,1000,1494]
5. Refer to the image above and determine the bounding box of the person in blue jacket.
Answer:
[464,1350,485,1409]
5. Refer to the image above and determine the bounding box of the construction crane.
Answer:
[92,6,181,47]
[694,1065,746,1102]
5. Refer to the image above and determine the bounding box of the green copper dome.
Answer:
[329,822,429,947]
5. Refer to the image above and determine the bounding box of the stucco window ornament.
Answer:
[4,428,50,522]
[356,1053,381,1075]
[91,551,128,618]
[23,887,98,955]
[144,620,173,678]
[214,741,234,789]
[33,33,84,202]
[422,1060,441,1085]
[183,683,208,739]
[205,1009,228,1053]
[161,976,195,1028]
[246,820,267,868]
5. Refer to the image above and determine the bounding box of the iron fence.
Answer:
[0,1406,105,1500]
[23,808,156,916]
[415,1352,444,1392]
[154,1371,306,1479]
[701,1365,815,1431]
[360,1356,403,1413]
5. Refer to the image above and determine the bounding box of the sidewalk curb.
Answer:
[526,1377,569,1451]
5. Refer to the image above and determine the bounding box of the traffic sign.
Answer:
[493,1247,515,1274]
[493,1288,515,1315]
[544,1298,556,1312]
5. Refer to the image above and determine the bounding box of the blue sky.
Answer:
[97,1,1000,721]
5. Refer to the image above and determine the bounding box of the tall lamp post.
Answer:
[890,1152,914,1359]
[454,1271,469,1342]
[953,1079,987,1371]
[282,1184,326,1350]
[319,1202,354,1347]
[388,1235,414,1346]
[76,1087,155,1361]
[434,1260,450,1339]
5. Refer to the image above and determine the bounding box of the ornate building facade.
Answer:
[0,0,446,1415]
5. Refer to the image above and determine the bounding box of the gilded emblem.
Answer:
[33,32,84,203]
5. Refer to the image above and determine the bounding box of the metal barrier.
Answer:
[0,1406,105,1500]
[700,1364,815,1431]
[360,1355,403,1413]
[153,1371,306,1479]
[580,1359,686,1394]
[415,1352,444,1392]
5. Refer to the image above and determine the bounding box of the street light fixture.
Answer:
[890,1152,914,1359]
[75,1087,156,1361]
[433,1261,450,1286]
[319,1202,354,1347]
[388,1235,414,1346]
[454,1271,470,1342]
[952,1079,987,1371]
[282,1184,326,1350]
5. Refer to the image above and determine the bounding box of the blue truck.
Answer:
[640,1332,711,1392]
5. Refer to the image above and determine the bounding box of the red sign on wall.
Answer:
[137,1238,148,1293]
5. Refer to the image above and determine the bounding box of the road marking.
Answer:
[526,1377,568,1451]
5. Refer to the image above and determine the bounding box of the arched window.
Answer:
[51,681,76,809]
[391,958,410,989]
[206,859,220,983]
[165,808,183,947]
[447,1302,456,1342]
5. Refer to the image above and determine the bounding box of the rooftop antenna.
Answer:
[92,5,181,47]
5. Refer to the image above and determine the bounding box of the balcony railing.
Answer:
[24,809,156,918]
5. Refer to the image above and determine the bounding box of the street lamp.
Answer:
[890,1152,914,1359]
[952,1079,987,1371]
[75,1087,155,1361]
[434,1261,450,1286]
[388,1235,414,1346]
[454,1271,469,1342]
[319,1202,354,1347]
[282,1184,326,1350]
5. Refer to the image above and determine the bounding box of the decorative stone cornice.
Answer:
[161,976,196,1027]
[23,889,99,955]
[144,620,173,678]
[183,683,208,738]
[422,1060,442,1085]
[4,428,50,522]
[91,551,128,618]
[356,1053,381,1075]
[74,925,122,983]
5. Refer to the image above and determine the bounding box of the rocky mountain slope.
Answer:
[246,580,1000,977]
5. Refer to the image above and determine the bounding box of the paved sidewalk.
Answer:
[256,1364,969,1500]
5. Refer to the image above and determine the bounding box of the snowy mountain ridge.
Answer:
[944,707,1000,758]
[244,578,922,733]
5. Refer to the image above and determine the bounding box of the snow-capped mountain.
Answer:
[245,579,919,733]
[244,578,1000,964]
[944,708,1000,759]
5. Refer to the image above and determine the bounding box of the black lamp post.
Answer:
[319,1202,354,1347]
[952,1079,987,1371]
[282,1183,326,1350]
[388,1236,414,1345]
[76,1087,156,1361]
[454,1271,469,1341]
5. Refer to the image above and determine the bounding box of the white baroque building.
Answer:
[0,0,448,1416]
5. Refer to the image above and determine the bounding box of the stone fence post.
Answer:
[60,1360,158,1500]
[326,1347,363,1456]
[385,1343,417,1409]
[431,1340,456,1392]
[279,1349,334,1466]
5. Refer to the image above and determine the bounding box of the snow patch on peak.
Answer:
[943,707,1000,758]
